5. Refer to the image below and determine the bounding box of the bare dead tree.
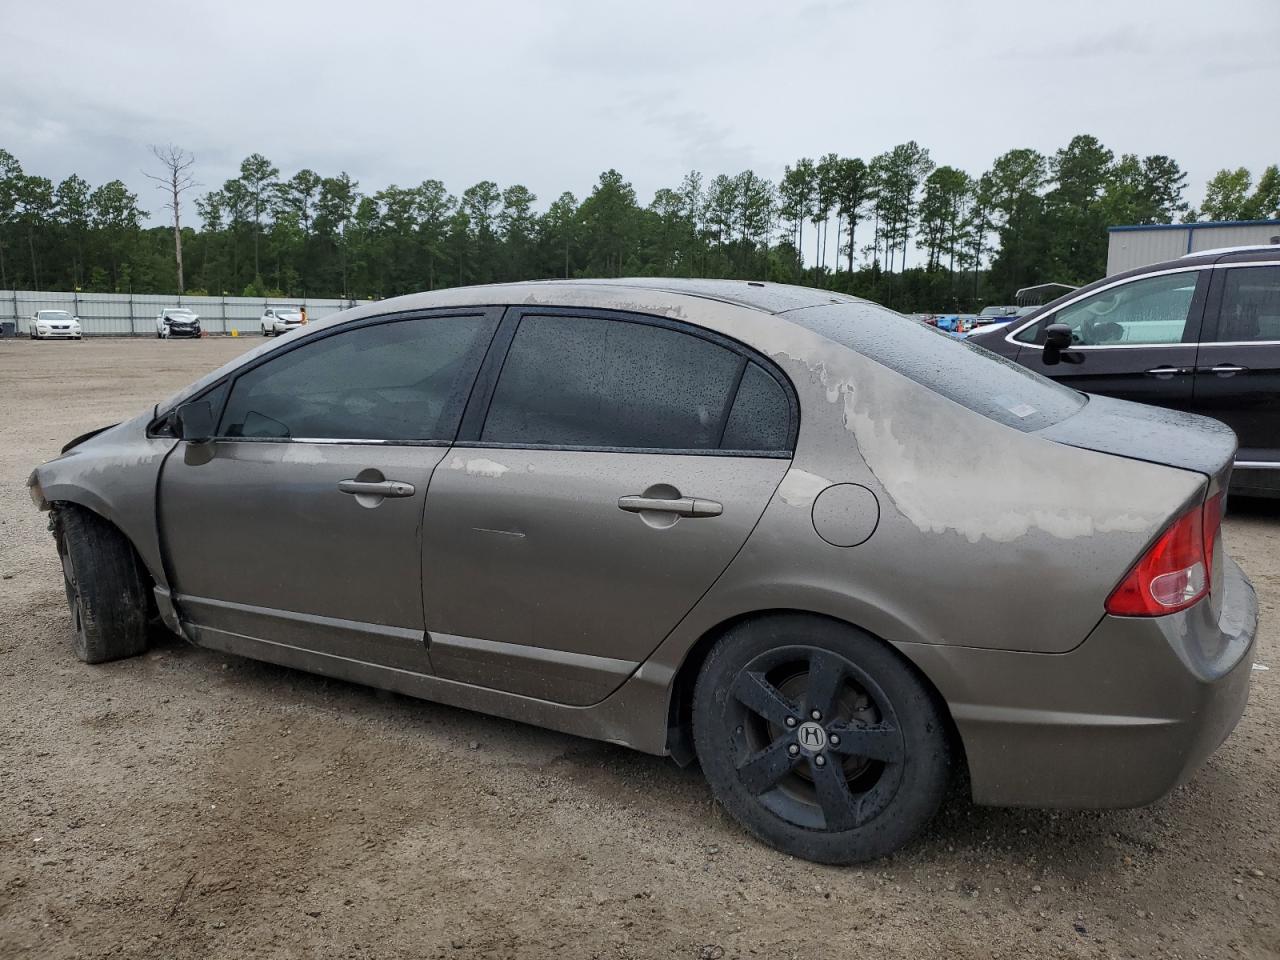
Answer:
[144,144,197,293]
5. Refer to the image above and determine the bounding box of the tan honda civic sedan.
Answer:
[28,279,1257,863]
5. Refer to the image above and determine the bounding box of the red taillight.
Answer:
[1105,494,1223,617]
[1203,492,1223,576]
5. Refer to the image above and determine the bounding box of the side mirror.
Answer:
[1042,323,1073,366]
[175,400,216,443]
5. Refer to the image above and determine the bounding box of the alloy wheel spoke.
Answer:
[810,754,861,831]
[736,737,801,795]
[732,671,799,727]
[826,721,902,764]
[804,650,846,719]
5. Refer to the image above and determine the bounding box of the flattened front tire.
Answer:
[55,506,150,663]
[692,614,951,864]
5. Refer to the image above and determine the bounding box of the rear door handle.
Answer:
[1144,365,1183,379]
[338,479,416,498]
[618,495,723,518]
[1207,364,1248,376]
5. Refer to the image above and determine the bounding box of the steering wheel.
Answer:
[1084,293,1121,317]
[1081,314,1124,344]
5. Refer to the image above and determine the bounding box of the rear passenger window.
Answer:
[722,362,790,451]
[1215,266,1280,342]
[218,314,497,441]
[481,314,790,452]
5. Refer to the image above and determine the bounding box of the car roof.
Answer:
[1181,243,1280,259]
[347,278,867,318]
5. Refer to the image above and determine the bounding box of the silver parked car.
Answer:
[28,279,1257,863]
[260,307,306,336]
[155,307,202,339]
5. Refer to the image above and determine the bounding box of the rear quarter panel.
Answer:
[642,321,1205,669]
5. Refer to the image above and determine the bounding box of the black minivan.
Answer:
[970,246,1280,497]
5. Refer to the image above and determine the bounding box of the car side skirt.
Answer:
[183,620,671,753]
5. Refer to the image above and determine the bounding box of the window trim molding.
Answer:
[455,439,793,459]
[1004,265,1208,350]
[454,305,800,456]
[201,436,453,448]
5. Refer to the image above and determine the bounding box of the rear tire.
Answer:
[55,506,150,664]
[692,614,950,864]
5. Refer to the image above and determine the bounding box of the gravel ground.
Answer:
[1,337,1277,960]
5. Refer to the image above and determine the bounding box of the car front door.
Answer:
[1008,268,1208,408]
[158,309,501,669]
[1192,262,1280,468]
[422,308,794,706]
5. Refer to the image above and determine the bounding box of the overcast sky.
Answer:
[3,0,1277,227]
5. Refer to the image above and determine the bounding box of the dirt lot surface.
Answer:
[1,337,1277,960]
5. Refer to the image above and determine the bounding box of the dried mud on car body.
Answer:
[0,338,1277,959]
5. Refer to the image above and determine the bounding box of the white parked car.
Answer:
[29,310,82,340]
[260,308,306,336]
[155,308,202,339]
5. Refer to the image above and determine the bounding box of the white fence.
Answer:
[0,290,374,337]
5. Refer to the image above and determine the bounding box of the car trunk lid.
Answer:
[1037,393,1236,497]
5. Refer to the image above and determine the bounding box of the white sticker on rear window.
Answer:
[992,394,1037,418]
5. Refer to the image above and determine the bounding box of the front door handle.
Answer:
[1144,365,1183,379]
[338,479,416,498]
[618,495,723,518]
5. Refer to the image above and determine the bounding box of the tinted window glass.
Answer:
[1015,271,1199,346]
[1215,266,1280,342]
[219,315,496,441]
[482,314,742,449]
[722,362,790,451]
[789,302,1085,433]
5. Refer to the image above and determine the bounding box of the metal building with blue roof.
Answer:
[1107,219,1280,275]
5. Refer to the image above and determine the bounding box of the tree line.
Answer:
[1,139,1276,313]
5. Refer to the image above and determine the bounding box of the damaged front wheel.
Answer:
[55,505,150,664]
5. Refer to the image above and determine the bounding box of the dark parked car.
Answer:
[970,246,1280,497]
[29,279,1257,863]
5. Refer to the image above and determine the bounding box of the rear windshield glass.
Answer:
[787,301,1086,432]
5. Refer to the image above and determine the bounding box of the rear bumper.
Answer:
[900,556,1257,807]
[1230,464,1280,499]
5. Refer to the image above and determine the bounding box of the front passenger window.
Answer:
[218,314,497,442]
[1016,272,1200,346]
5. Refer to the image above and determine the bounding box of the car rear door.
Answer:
[1192,261,1280,467]
[157,309,501,669]
[1007,268,1208,408]
[421,308,794,707]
